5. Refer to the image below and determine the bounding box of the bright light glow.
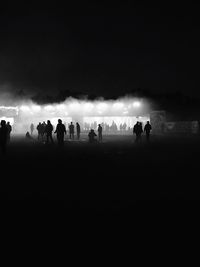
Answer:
[0,117,14,125]
[83,103,94,112]
[44,105,54,112]
[56,104,66,111]
[51,117,72,126]
[133,101,141,108]
[113,102,124,109]
[31,105,41,112]
[97,103,108,111]
[0,96,151,134]
[0,106,19,115]
[0,106,18,111]
[69,102,81,111]
[83,116,150,130]
[20,105,30,112]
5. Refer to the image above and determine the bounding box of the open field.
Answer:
[1,133,200,213]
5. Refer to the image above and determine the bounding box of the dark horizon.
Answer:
[0,2,200,99]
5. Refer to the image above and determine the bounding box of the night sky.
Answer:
[0,2,200,100]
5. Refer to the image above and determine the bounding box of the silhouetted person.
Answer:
[0,120,8,155]
[123,122,127,131]
[25,131,32,139]
[144,121,152,141]
[64,122,67,132]
[54,119,66,146]
[45,120,54,144]
[88,129,97,143]
[97,124,103,142]
[76,122,81,140]
[140,122,143,134]
[37,122,43,140]
[6,122,12,143]
[69,122,74,139]
[41,121,46,142]
[30,123,34,135]
[133,121,143,142]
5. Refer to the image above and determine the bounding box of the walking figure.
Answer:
[54,119,66,146]
[30,123,34,135]
[144,121,152,141]
[133,121,143,143]
[0,120,8,155]
[76,122,81,140]
[6,122,12,143]
[97,124,103,142]
[69,122,74,140]
[45,120,54,144]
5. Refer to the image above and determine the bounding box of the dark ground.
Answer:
[1,134,200,214]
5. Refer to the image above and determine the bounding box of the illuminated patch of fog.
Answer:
[0,95,152,133]
[0,117,14,125]
[83,116,150,130]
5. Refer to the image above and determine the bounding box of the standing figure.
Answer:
[0,120,8,155]
[6,122,12,143]
[88,129,97,143]
[123,122,127,131]
[54,119,66,146]
[45,120,54,144]
[133,121,143,143]
[76,122,81,140]
[144,121,152,141]
[41,121,47,142]
[69,122,74,140]
[30,123,34,135]
[36,122,42,141]
[97,124,103,142]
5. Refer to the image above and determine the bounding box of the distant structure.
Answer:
[150,110,166,134]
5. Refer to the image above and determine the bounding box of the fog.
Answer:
[0,90,153,133]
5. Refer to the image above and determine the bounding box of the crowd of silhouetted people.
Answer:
[0,118,152,155]
[83,121,131,133]
[0,120,12,155]
[29,119,151,144]
[133,121,152,142]
[27,120,104,145]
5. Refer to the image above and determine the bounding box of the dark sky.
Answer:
[0,2,200,99]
